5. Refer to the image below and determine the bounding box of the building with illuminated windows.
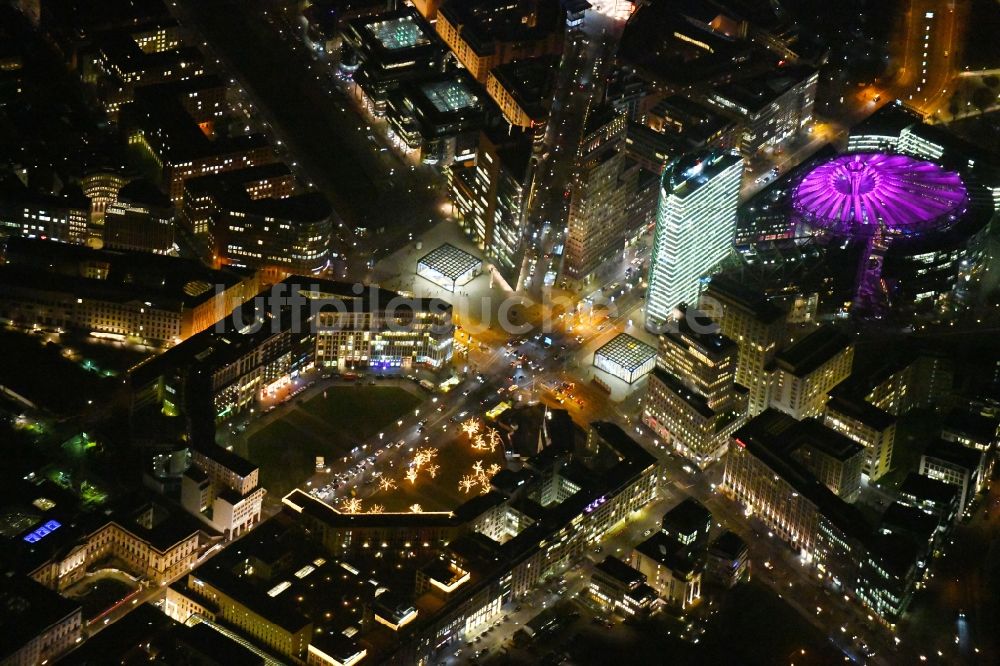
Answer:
[123,77,276,205]
[698,278,787,416]
[593,333,657,385]
[562,106,644,284]
[0,575,82,666]
[91,30,206,121]
[434,0,563,84]
[449,127,533,289]
[769,325,853,420]
[706,65,818,158]
[723,409,929,625]
[213,190,333,276]
[103,178,175,254]
[80,167,133,231]
[631,531,703,609]
[485,56,555,130]
[823,394,896,481]
[642,306,747,466]
[159,419,658,663]
[180,162,298,246]
[0,237,259,345]
[589,556,657,617]
[25,499,203,593]
[182,445,266,539]
[339,8,447,116]
[165,520,369,664]
[385,71,484,165]
[644,150,743,331]
[919,439,985,516]
[0,174,90,245]
[129,277,454,420]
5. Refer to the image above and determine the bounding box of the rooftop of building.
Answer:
[0,237,252,311]
[0,574,80,661]
[700,275,785,324]
[619,0,765,85]
[438,0,562,57]
[39,0,173,35]
[942,408,997,446]
[708,529,747,560]
[864,532,921,579]
[489,55,557,123]
[417,243,483,280]
[824,393,896,431]
[849,101,923,141]
[193,443,258,479]
[648,368,718,420]
[922,439,983,473]
[183,162,294,196]
[662,149,742,198]
[187,520,375,641]
[634,532,701,575]
[652,94,737,142]
[594,555,645,587]
[661,497,711,535]
[661,305,738,357]
[221,190,332,224]
[594,333,657,372]
[880,502,939,545]
[486,126,535,180]
[389,71,484,137]
[791,418,865,463]
[113,178,172,208]
[772,325,851,377]
[125,77,272,163]
[710,64,818,116]
[97,31,203,77]
[733,410,872,542]
[898,472,959,508]
[0,171,90,209]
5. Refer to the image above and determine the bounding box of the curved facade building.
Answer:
[645,150,743,331]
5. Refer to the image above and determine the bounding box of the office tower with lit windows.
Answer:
[769,325,854,420]
[212,191,333,277]
[699,278,786,416]
[0,175,90,244]
[103,178,175,254]
[823,394,896,481]
[642,306,747,466]
[644,150,742,332]
[562,106,640,284]
[451,127,533,289]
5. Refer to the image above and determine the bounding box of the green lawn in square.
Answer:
[302,386,422,438]
[247,386,423,497]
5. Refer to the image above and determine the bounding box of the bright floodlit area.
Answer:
[337,424,507,515]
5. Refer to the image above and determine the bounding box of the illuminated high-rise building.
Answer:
[642,306,747,466]
[562,106,643,284]
[644,150,742,332]
[699,278,786,416]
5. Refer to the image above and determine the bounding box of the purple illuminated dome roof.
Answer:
[792,153,968,236]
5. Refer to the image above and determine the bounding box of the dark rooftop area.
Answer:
[773,325,851,377]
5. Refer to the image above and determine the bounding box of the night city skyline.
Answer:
[0,1,999,665]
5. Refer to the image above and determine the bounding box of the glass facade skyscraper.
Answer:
[644,150,743,331]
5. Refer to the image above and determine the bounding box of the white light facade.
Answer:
[645,151,743,331]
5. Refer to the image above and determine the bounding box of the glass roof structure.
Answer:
[420,80,479,114]
[792,153,967,237]
[369,16,432,51]
[594,333,657,372]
